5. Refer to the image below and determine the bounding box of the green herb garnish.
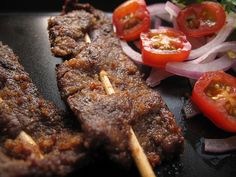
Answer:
[172,0,236,13]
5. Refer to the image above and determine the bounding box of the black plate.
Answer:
[0,1,236,177]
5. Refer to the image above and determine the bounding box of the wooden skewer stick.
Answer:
[99,70,156,177]
[0,97,43,159]
[17,131,39,147]
[17,131,44,159]
[99,70,115,95]
[84,33,91,43]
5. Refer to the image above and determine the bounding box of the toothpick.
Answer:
[99,70,156,177]
[99,71,115,95]
[17,131,44,159]
[85,33,91,43]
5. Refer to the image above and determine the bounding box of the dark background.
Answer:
[0,1,236,177]
[0,0,158,12]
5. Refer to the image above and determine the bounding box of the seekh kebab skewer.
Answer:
[49,2,184,168]
[0,42,87,177]
[61,32,156,176]
[99,70,156,177]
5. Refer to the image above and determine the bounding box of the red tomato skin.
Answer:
[140,28,191,68]
[142,49,190,68]
[191,71,236,133]
[177,1,226,37]
[113,0,151,41]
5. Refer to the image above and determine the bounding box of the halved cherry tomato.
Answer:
[140,28,191,68]
[192,71,236,133]
[112,0,150,41]
[176,1,226,37]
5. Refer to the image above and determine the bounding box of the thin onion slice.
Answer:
[120,40,172,87]
[148,1,181,23]
[164,1,180,20]
[205,136,236,153]
[147,3,166,16]
[120,40,143,64]
[192,41,236,64]
[146,68,173,87]
[147,3,172,23]
[166,55,236,79]
[164,1,180,29]
[188,16,235,60]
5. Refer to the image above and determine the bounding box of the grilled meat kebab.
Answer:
[0,42,87,177]
[48,2,184,167]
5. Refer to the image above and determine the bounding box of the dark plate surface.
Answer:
[0,6,236,177]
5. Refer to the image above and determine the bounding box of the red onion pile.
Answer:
[205,136,236,153]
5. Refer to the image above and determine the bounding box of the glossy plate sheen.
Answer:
[0,11,235,177]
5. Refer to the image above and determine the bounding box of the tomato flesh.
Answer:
[113,0,150,41]
[192,71,236,132]
[177,1,226,37]
[205,81,236,117]
[140,28,191,68]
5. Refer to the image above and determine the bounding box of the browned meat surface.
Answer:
[49,3,184,167]
[48,3,111,58]
[69,92,132,165]
[55,54,133,166]
[0,42,87,177]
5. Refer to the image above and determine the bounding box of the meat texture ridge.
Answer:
[0,42,88,177]
[49,2,184,167]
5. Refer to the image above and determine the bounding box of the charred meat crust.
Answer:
[0,42,88,177]
[68,92,132,166]
[49,3,184,167]
[48,3,111,58]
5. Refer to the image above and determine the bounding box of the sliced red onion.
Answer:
[147,3,172,23]
[188,17,235,60]
[146,68,173,87]
[120,40,143,64]
[166,55,236,79]
[147,3,166,16]
[205,136,236,153]
[201,53,217,64]
[165,41,236,79]
[164,1,180,20]
[191,41,236,64]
